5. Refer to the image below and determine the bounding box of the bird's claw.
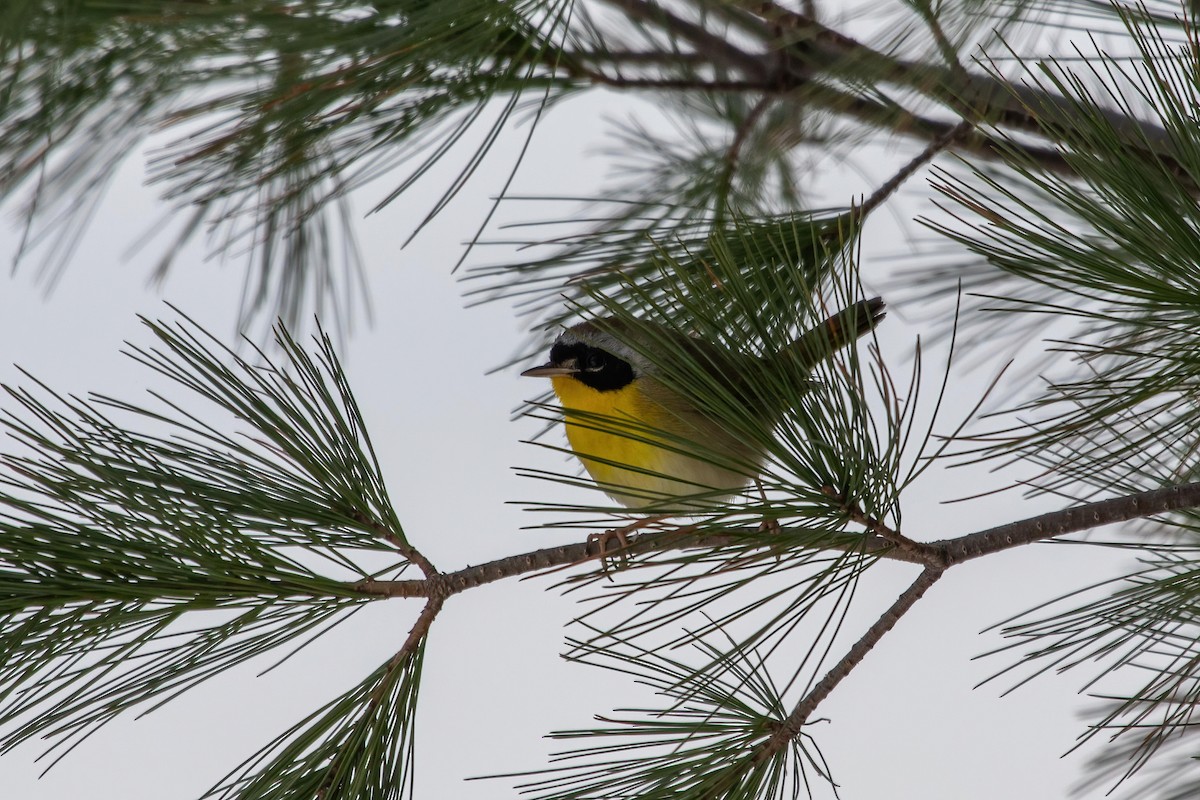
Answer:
[757,517,781,533]
[588,528,632,573]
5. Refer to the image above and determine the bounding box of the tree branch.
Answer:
[354,526,925,599]
[937,481,1200,566]
[733,0,1176,150]
[715,94,775,210]
[353,479,1200,601]
[314,596,443,798]
[568,72,780,92]
[349,508,439,579]
[856,118,973,219]
[603,0,771,80]
[754,565,944,760]
[589,0,1182,185]
[820,485,945,566]
[345,479,1200,775]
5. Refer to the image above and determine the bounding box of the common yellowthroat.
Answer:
[522,298,886,508]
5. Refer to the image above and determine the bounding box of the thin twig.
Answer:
[819,485,944,566]
[856,119,973,219]
[314,595,443,799]
[350,509,439,579]
[716,94,776,213]
[396,595,446,658]
[574,73,780,92]
[754,565,944,760]
[606,0,771,79]
[913,1,967,77]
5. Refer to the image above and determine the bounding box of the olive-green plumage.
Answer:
[522,298,886,507]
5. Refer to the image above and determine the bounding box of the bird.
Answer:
[521,297,886,512]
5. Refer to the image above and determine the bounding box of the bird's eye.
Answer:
[585,351,606,371]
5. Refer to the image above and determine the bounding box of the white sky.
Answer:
[0,73,1145,799]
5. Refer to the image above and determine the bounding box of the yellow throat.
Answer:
[550,375,666,499]
[549,374,739,507]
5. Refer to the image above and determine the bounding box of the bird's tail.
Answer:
[775,297,886,370]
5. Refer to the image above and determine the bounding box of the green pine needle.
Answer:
[924,5,1200,503]
[206,643,425,800]
[0,310,411,762]
[0,0,578,330]
[984,549,1200,793]
[493,634,833,800]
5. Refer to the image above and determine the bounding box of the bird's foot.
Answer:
[588,527,631,573]
[755,515,785,565]
[586,514,669,573]
[754,480,782,535]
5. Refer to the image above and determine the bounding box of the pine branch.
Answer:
[730,0,1180,161]
[3,0,1181,333]
[603,0,773,80]
[351,480,1200,599]
[938,481,1200,565]
[353,527,924,600]
[5,305,1200,793]
[754,565,944,761]
[590,0,1177,184]
[7,4,1200,796]
[820,485,943,564]
[855,118,974,219]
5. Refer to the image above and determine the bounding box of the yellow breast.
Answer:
[549,375,749,508]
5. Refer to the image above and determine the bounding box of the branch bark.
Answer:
[353,480,1200,600]
[937,481,1200,566]
[729,0,1178,158]
[354,526,924,599]
[754,564,944,760]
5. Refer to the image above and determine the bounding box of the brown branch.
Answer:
[557,2,1095,188]
[571,73,780,92]
[716,94,775,206]
[604,0,771,80]
[754,565,944,760]
[936,481,1200,566]
[592,0,1181,184]
[744,482,1200,761]
[391,541,439,581]
[562,48,1084,180]
[856,119,973,219]
[314,594,443,799]
[352,480,1200,602]
[353,525,924,599]
[350,508,439,579]
[570,49,715,66]
[343,479,1200,774]
[730,0,1184,177]
[564,49,766,89]
[396,595,445,658]
[729,2,1083,127]
[819,485,944,566]
[794,85,1082,179]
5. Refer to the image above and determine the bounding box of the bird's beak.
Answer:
[520,363,578,378]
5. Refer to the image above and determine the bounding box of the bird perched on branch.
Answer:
[522,297,886,510]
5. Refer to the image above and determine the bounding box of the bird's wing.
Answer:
[774,297,885,371]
